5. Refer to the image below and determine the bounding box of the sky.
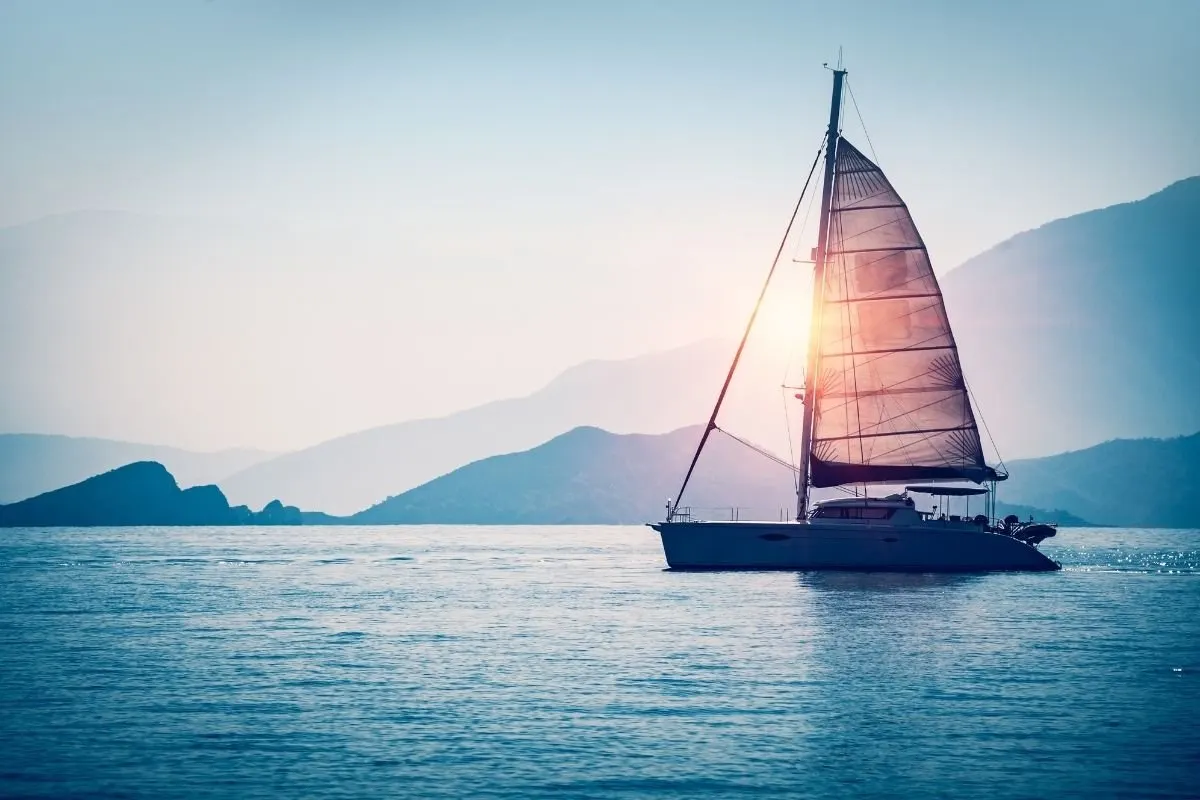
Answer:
[1,0,1198,451]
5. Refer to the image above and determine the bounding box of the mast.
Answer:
[796,68,846,519]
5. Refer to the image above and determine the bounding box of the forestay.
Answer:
[809,139,997,487]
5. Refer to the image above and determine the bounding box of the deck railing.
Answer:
[668,506,796,523]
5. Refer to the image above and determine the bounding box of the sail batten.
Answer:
[809,139,994,488]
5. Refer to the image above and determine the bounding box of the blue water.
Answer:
[1,526,1197,799]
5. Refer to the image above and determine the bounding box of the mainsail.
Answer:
[808,139,997,488]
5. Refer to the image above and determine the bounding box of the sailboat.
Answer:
[650,68,1060,572]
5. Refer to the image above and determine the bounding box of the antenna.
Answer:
[823,47,847,74]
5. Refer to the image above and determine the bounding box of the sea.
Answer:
[1,525,1197,799]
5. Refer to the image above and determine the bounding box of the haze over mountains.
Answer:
[943,176,1200,458]
[0,211,421,451]
[350,425,1094,527]
[351,425,797,526]
[3,425,1105,528]
[2,177,1197,517]
[0,434,272,505]
[229,176,1199,513]
[220,339,786,515]
[1000,433,1200,529]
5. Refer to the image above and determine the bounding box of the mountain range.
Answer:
[351,425,796,525]
[2,177,1197,517]
[941,176,1200,458]
[999,432,1200,529]
[350,424,1095,527]
[218,338,778,515]
[224,175,1200,513]
[1,425,1101,529]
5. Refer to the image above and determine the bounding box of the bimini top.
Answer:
[905,485,989,496]
[814,496,914,508]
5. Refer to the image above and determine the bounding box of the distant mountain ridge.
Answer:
[351,425,797,525]
[6,178,1198,517]
[0,434,274,505]
[218,339,770,515]
[9,428,1195,528]
[227,175,1199,514]
[999,432,1200,528]
[350,425,1092,527]
[943,175,1200,458]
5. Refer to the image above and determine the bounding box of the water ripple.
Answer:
[0,525,1196,799]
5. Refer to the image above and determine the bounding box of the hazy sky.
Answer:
[1,0,1197,451]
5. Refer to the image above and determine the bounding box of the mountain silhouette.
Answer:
[998,432,1200,528]
[351,425,798,525]
[0,434,274,504]
[227,176,1200,513]
[350,425,1086,527]
[219,339,788,515]
[10,428,1164,527]
[943,176,1200,458]
[6,179,1197,517]
[0,461,302,527]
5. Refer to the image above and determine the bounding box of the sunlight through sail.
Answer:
[809,139,997,487]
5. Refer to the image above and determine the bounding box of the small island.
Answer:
[0,461,309,527]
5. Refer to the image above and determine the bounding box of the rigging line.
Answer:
[669,136,826,515]
[783,152,826,387]
[781,386,800,494]
[846,79,879,165]
[791,157,824,263]
[966,380,1007,474]
[714,426,801,474]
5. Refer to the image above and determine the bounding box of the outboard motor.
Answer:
[1013,524,1057,546]
[994,513,1058,546]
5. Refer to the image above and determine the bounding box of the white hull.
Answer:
[650,520,1060,572]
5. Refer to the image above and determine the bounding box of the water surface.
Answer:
[1,526,1197,798]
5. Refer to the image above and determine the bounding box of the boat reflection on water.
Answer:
[795,570,983,594]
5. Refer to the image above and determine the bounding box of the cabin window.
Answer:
[814,506,895,520]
